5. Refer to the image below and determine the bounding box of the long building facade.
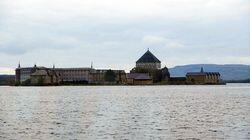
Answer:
[54,68,92,83]
[15,65,126,85]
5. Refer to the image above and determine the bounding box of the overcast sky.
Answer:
[0,0,249,74]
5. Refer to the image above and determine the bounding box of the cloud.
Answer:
[0,47,26,55]
[1,0,249,25]
[142,36,166,44]
[0,30,83,55]
[0,67,15,75]
[0,0,249,73]
[142,35,185,48]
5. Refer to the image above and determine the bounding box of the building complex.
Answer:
[15,50,221,85]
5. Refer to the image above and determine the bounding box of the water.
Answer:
[0,84,249,140]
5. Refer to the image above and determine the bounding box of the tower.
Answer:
[15,61,21,84]
[136,50,161,69]
[91,61,93,69]
[200,67,204,73]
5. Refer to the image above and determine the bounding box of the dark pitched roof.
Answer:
[136,50,161,63]
[16,66,47,70]
[186,72,206,76]
[186,72,220,76]
[186,67,220,76]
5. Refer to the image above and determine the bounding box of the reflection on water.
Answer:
[0,84,250,140]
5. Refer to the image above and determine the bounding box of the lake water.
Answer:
[0,84,249,140]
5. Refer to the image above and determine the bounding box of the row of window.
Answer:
[206,75,220,79]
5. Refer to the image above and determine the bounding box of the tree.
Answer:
[37,76,45,86]
[21,79,31,86]
[104,70,116,82]
[130,67,149,73]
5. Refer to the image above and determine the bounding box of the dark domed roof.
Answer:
[136,50,161,63]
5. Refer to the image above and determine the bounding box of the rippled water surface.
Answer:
[0,84,250,140]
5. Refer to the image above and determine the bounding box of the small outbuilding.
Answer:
[30,69,60,85]
[126,73,153,85]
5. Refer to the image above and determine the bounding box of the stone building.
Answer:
[15,64,47,84]
[130,50,170,84]
[15,64,61,85]
[54,68,92,83]
[15,64,126,85]
[136,50,161,70]
[126,73,153,85]
[30,69,60,85]
[186,67,221,85]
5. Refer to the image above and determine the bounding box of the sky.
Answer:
[0,0,249,74]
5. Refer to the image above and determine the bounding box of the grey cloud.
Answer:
[0,46,26,55]
[0,0,250,71]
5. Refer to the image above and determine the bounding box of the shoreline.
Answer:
[3,83,228,87]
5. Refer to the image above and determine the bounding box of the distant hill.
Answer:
[227,79,250,83]
[169,64,250,81]
[0,75,15,85]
